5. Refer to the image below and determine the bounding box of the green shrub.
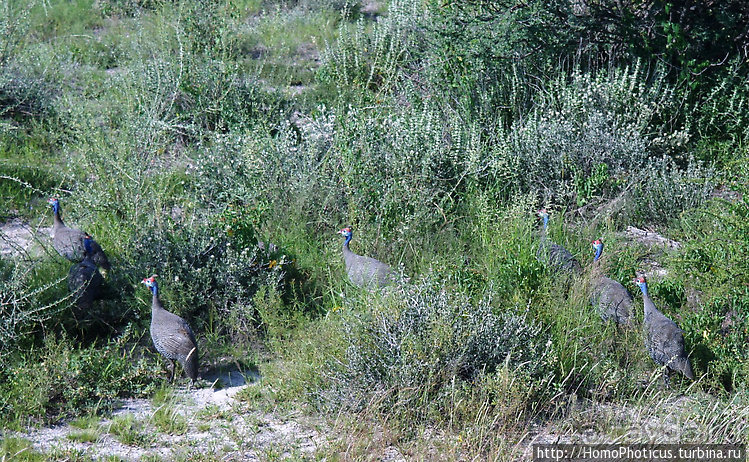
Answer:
[28,0,104,39]
[669,186,749,390]
[628,156,714,226]
[502,65,705,207]
[459,192,545,301]
[0,260,67,361]
[693,61,749,148]
[96,0,163,18]
[1,0,748,451]
[0,72,57,122]
[126,215,288,339]
[316,278,555,421]
[507,109,647,206]
[0,164,59,216]
[0,329,157,427]
[319,0,419,94]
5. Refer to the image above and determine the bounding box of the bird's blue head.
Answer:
[592,239,603,261]
[83,234,94,255]
[634,276,648,295]
[142,275,158,296]
[537,209,549,229]
[48,197,60,214]
[338,227,353,245]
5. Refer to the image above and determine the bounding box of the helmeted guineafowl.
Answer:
[338,227,396,288]
[67,235,104,312]
[536,209,582,274]
[48,197,111,272]
[142,275,199,385]
[589,239,634,325]
[634,276,694,385]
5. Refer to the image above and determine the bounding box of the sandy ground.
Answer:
[11,369,336,461]
[0,217,50,260]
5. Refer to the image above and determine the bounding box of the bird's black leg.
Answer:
[662,367,671,389]
[167,359,176,383]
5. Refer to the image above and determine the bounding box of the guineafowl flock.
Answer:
[47,198,199,385]
[536,209,694,385]
[43,195,695,387]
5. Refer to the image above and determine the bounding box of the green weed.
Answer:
[149,386,188,435]
[0,437,45,462]
[0,329,157,428]
[0,0,746,456]
[151,403,188,435]
[67,415,103,443]
[107,414,152,447]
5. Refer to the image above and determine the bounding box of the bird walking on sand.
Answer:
[142,275,199,386]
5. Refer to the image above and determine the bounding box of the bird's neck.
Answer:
[342,241,353,259]
[341,236,356,269]
[152,292,165,311]
[542,216,549,230]
[594,248,602,262]
[639,284,648,297]
[52,207,64,228]
[641,291,657,318]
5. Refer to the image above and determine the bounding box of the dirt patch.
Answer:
[11,369,329,460]
[0,218,50,259]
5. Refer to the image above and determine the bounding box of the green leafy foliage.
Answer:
[669,183,749,390]
[0,329,157,427]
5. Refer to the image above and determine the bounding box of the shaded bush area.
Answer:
[416,0,749,140]
[0,73,56,122]
[0,260,67,361]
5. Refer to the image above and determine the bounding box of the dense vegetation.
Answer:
[1,0,748,458]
